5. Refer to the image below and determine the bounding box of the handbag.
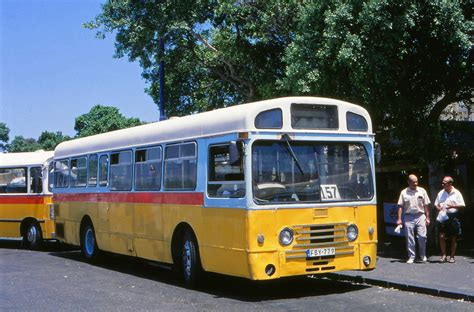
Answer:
[436,209,449,223]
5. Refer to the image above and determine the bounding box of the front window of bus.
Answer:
[252,141,373,204]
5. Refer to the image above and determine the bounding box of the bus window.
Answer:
[252,141,373,203]
[0,168,27,193]
[255,109,282,129]
[110,151,132,191]
[71,157,87,187]
[347,112,368,132]
[291,104,338,129]
[99,155,109,187]
[30,166,43,193]
[88,154,98,187]
[164,142,197,190]
[135,147,162,191]
[54,160,70,188]
[208,144,245,198]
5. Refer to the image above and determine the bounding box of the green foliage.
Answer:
[9,136,42,153]
[37,131,72,151]
[281,0,472,163]
[74,105,143,137]
[0,122,10,151]
[84,0,300,116]
[87,0,472,164]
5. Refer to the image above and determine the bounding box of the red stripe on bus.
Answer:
[0,195,47,204]
[53,192,204,205]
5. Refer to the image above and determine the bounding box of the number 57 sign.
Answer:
[320,184,341,201]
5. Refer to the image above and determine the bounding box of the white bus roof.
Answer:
[0,151,54,167]
[55,97,372,159]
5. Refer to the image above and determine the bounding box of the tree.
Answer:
[282,1,472,165]
[87,1,472,165]
[9,136,42,153]
[85,1,299,116]
[0,122,10,151]
[38,131,72,151]
[74,105,143,137]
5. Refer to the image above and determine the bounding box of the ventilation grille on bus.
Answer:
[284,222,354,272]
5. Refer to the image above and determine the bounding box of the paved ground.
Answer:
[1,240,473,311]
[329,237,474,302]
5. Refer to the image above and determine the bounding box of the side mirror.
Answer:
[375,142,381,164]
[229,141,243,165]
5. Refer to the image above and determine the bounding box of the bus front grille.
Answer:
[284,222,354,268]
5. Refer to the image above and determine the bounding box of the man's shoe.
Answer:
[406,258,414,264]
[422,256,428,262]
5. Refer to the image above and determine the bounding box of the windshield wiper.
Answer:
[282,134,305,175]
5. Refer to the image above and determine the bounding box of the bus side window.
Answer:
[88,154,98,187]
[1,167,27,193]
[54,160,70,188]
[30,166,43,193]
[70,157,87,187]
[135,147,162,191]
[208,144,245,198]
[110,151,132,191]
[99,155,109,187]
[164,142,197,190]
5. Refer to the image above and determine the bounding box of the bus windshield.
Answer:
[252,141,373,204]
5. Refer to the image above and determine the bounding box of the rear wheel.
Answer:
[81,222,99,260]
[181,230,202,288]
[23,222,43,250]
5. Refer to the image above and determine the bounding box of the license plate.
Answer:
[306,247,336,257]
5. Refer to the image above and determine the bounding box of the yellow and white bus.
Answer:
[0,151,55,249]
[53,97,377,286]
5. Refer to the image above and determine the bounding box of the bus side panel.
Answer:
[108,201,136,255]
[58,200,99,247]
[198,207,250,278]
[134,203,166,262]
[0,195,54,239]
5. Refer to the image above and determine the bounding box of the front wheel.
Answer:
[181,230,202,288]
[23,222,43,250]
[81,222,99,260]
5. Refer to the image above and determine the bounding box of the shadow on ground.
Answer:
[44,247,369,302]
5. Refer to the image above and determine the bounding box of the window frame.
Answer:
[70,156,88,188]
[54,159,70,189]
[164,141,198,191]
[109,149,133,192]
[207,143,245,198]
[134,145,163,191]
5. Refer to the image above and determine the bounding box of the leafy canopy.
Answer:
[87,0,472,163]
[74,105,143,137]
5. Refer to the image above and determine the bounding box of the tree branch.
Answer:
[188,28,257,100]
[427,91,460,122]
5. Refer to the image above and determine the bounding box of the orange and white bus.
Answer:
[53,97,377,286]
[0,151,55,249]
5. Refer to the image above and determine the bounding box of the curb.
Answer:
[325,273,473,303]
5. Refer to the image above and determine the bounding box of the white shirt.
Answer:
[397,187,431,215]
[434,187,465,213]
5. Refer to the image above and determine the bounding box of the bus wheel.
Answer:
[181,230,202,288]
[81,222,98,260]
[23,222,43,250]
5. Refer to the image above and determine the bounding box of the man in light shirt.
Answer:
[396,174,431,264]
[434,176,465,263]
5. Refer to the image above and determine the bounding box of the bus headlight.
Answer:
[279,228,294,246]
[347,224,358,242]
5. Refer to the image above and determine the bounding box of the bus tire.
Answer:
[23,222,43,250]
[81,221,99,261]
[181,230,202,288]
